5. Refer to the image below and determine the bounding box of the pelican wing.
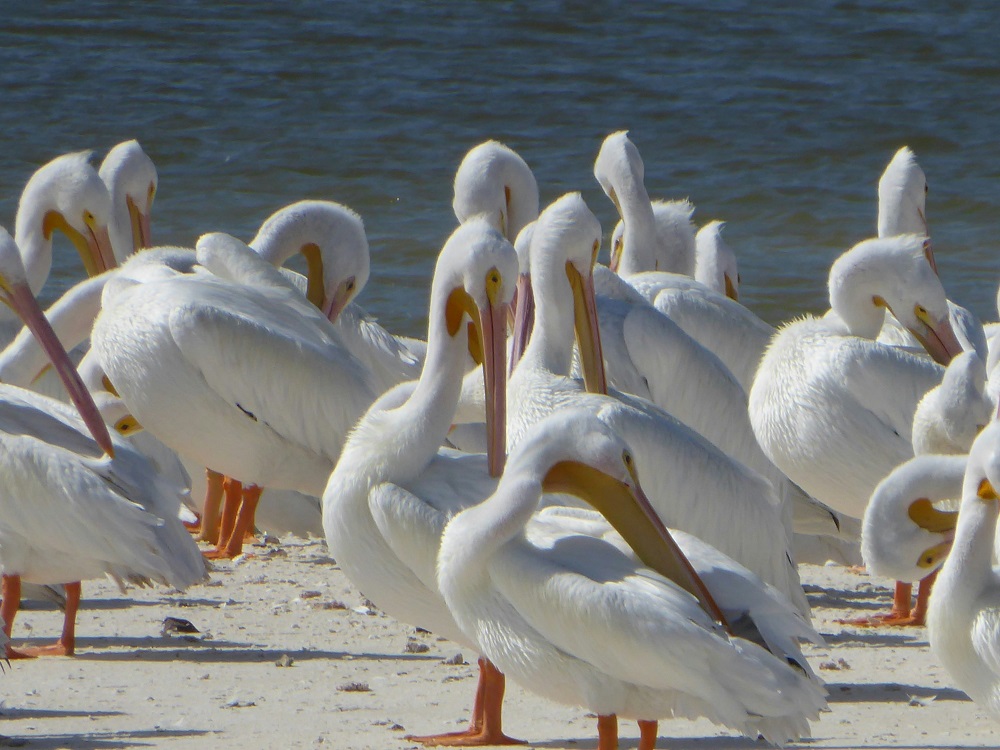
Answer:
[842,339,943,446]
[168,303,376,459]
[371,450,496,589]
[971,604,1000,681]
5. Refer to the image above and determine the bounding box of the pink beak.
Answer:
[509,273,534,377]
[322,276,355,324]
[7,283,115,457]
[481,297,508,478]
[137,211,153,250]
[913,315,964,366]
[88,224,117,274]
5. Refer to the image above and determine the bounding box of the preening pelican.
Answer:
[927,419,1000,717]
[0,226,205,657]
[594,132,768,392]
[694,220,739,300]
[749,234,962,521]
[609,198,697,278]
[912,351,993,457]
[99,139,157,262]
[7,151,115,343]
[323,220,518,745]
[92,231,377,557]
[509,193,806,612]
[453,140,539,244]
[860,453,963,626]
[438,408,826,749]
[249,200,422,392]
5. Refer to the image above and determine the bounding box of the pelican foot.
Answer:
[837,611,924,628]
[404,729,526,747]
[9,641,73,658]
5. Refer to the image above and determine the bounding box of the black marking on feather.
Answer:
[236,403,258,422]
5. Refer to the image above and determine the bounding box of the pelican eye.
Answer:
[346,280,355,292]
[83,210,95,227]
[925,183,929,194]
[622,450,634,470]
[613,236,623,252]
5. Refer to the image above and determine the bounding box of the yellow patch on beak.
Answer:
[907,498,958,533]
[978,479,998,501]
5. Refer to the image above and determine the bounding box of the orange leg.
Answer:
[906,570,939,626]
[6,578,81,658]
[406,657,524,746]
[637,719,658,750]
[597,715,618,750]
[218,484,262,558]
[837,581,916,627]
[204,477,243,559]
[195,470,225,543]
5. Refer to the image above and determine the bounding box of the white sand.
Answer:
[1,538,994,750]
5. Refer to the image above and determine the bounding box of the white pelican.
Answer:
[694,219,739,300]
[438,408,826,749]
[453,140,539,244]
[9,151,115,341]
[875,146,987,358]
[594,132,769,391]
[749,234,962,521]
[99,139,157,262]
[608,198,697,278]
[92,231,377,558]
[249,200,423,392]
[912,351,993,457]
[860,453,963,626]
[927,419,1000,717]
[0,226,206,657]
[323,220,517,745]
[509,193,806,612]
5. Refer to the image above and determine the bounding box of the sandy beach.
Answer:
[0,536,992,750]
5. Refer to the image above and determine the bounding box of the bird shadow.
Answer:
[61,637,440,664]
[0,728,212,749]
[824,682,970,703]
[80,597,223,611]
[0,708,124,720]
[819,630,927,647]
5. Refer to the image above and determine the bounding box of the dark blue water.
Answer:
[2,1,1000,336]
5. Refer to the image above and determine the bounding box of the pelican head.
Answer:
[249,200,370,324]
[452,140,539,243]
[828,234,961,364]
[99,140,157,259]
[0,226,114,457]
[16,151,116,286]
[962,419,1000,510]
[436,220,518,476]
[694,219,739,300]
[511,408,728,626]
[862,454,964,583]
[913,351,992,456]
[593,131,643,221]
[878,147,929,238]
[528,192,606,394]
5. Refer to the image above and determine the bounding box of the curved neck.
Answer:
[521,261,576,377]
[940,491,998,606]
[615,173,658,276]
[341,286,470,486]
[14,201,52,295]
[828,249,893,339]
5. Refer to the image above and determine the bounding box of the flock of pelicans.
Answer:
[1,131,1000,748]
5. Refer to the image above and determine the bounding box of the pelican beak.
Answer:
[909,308,963,365]
[920,235,938,276]
[978,479,998,502]
[2,282,115,457]
[724,273,739,301]
[566,260,607,395]
[607,186,623,220]
[609,233,623,274]
[542,459,731,632]
[481,273,508,478]
[127,195,153,252]
[446,270,508,476]
[907,498,958,534]
[87,223,117,274]
[322,276,356,324]
[509,272,534,376]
